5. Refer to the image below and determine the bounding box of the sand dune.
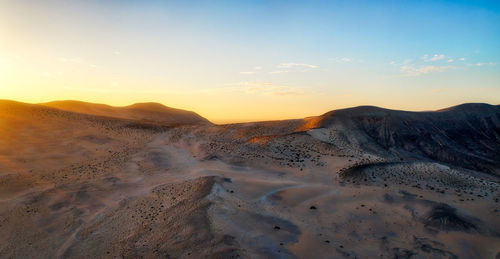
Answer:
[0,100,499,258]
[41,100,211,126]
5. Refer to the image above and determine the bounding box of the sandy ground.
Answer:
[1,101,499,258]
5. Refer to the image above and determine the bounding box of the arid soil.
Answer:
[0,100,499,258]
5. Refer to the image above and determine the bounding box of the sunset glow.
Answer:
[1,0,499,123]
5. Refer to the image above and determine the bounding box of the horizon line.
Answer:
[2,98,498,125]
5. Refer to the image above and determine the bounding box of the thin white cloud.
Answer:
[329,57,353,63]
[423,54,446,62]
[470,62,496,67]
[400,65,455,76]
[458,57,466,61]
[277,63,319,69]
[239,66,263,75]
[447,58,454,63]
[266,62,319,74]
[430,54,446,61]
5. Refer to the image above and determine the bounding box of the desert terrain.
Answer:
[0,99,499,258]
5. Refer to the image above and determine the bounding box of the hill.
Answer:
[1,100,499,258]
[301,103,500,175]
[41,100,211,126]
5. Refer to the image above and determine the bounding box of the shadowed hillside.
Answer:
[302,103,500,176]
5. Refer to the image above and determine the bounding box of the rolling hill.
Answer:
[41,100,211,126]
[1,100,499,258]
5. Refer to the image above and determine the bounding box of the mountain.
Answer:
[0,100,166,179]
[1,100,499,258]
[41,100,211,126]
[300,103,500,176]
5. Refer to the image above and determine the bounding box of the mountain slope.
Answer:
[41,100,211,126]
[302,103,500,176]
[0,99,166,198]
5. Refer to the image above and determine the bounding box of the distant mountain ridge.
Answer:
[41,100,211,126]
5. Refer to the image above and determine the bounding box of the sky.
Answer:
[1,0,499,123]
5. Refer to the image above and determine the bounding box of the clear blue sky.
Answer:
[1,0,499,122]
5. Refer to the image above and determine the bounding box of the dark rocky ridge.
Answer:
[312,103,500,176]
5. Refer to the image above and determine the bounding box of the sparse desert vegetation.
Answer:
[0,100,499,258]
